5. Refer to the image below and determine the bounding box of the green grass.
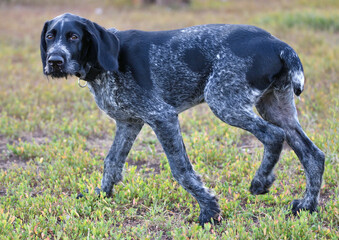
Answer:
[258,10,339,33]
[0,1,338,239]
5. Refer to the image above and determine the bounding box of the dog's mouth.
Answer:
[45,67,69,78]
[44,61,85,79]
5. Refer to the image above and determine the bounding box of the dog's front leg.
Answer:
[149,113,220,226]
[98,120,144,197]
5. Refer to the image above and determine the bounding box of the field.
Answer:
[0,0,338,239]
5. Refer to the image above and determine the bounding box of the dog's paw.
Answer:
[198,199,221,226]
[76,188,103,199]
[95,187,101,195]
[76,188,89,199]
[291,198,317,215]
[95,187,113,198]
[249,174,275,195]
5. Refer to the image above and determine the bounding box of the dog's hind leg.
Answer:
[205,75,285,196]
[99,120,144,197]
[148,111,220,226]
[255,87,325,214]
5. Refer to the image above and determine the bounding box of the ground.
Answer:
[0,0,338,239]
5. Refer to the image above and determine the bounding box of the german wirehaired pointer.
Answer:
[40,13,325,225]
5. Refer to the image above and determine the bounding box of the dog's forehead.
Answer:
[53,13,81,22]
[47,21,84,37]
[48,13,83,32]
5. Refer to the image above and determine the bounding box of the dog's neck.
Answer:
[83,66,103,82]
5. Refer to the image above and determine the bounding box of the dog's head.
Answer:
[40,13,119,79]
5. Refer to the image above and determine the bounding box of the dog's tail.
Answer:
[278,45,305,96]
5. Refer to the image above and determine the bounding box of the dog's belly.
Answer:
[151,66,207,112]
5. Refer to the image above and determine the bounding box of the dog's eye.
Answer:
[46,34,54,40]
[70,34,79,41]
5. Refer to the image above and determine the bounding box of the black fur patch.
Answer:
[227,28,283,90]
[183,47,209,74]
[117,30,173,90]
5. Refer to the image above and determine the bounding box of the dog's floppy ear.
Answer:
[40,21,50,74]
[82,20,120,72]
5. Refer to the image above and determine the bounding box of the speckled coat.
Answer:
[40,13,325,225]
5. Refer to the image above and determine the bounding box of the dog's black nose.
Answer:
[48,55,64,67]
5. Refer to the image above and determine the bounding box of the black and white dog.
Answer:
[40,13,325,225]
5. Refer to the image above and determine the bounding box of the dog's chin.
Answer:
[45,67,79,79]
[44,61,84,79]
[47,71,71,79]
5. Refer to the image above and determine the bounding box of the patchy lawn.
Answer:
[0,0,338,239]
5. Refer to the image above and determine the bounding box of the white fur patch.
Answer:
[292,70,305,91]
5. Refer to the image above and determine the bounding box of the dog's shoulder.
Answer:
[115,30,175,90]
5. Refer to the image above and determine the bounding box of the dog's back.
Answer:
[116,24,302,112]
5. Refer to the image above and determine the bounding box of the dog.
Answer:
[40,13,325,225]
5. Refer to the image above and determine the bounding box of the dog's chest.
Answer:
[87,75,132,121]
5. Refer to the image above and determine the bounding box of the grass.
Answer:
[0,0,338,239]
[258,10,339,33]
